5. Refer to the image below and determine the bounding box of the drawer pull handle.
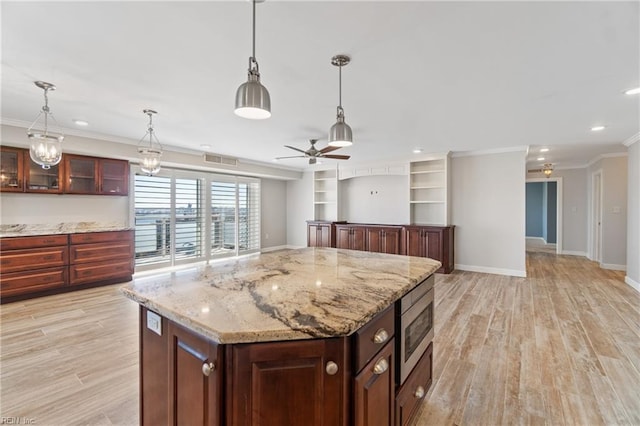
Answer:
[325,361,339,376]
[414,386,425,399]
[202,362,215,377]
[373,358,388,375]
[372,328,389,344]
[42,239,56,243]
[43,255,55,261]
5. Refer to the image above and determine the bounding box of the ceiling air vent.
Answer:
[203,153,238,167]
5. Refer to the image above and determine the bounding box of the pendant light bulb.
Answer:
[328,55,353,147]
[137,109,163,176]
[27,81,64,170]
[235,0,271,119]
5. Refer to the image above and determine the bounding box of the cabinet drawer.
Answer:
[0,234,68,250]
[69,258,133,285]
[0,267,67,297]
[0,246,68,273]
[353,305,395,373]
[395,342,433,426]
[70,240,133,264]
[70,230,132,245]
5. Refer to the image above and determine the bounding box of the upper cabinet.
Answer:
[64,155,129,195]
[409,154,450,225]
[0,146,129,196]
[313,168,339,221]
[0,147,25,192]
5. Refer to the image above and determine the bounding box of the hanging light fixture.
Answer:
[27,81,64,169]
[543,163,553,178]
[235,0,270,119]
[137,109,163,176]
[328,54,353,147]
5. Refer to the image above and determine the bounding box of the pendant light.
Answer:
[328,55,353,147]
[235,0,271,119]
[27,81,64,169]
[137,109,163,176]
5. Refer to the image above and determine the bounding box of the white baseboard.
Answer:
[600,263,626,271]
[455,264,527,278]
[526,237,546,242]
[561,250,587,257]
[625,276,640,293]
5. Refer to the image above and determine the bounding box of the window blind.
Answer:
[134,174,171,266]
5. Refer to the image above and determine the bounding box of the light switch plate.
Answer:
[147,310,162,336]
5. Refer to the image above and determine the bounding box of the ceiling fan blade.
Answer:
[321,154,351,160]
[276,155,307,160]
[284,145,307,154]
[319,145,340,154]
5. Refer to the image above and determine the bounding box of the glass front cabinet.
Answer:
[0,147,25,192]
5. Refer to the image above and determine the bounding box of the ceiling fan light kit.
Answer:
[234,0,271,119]
[27,81,64,170]
[137,109,163,176]
[277,139,350,165]
[328,55,353,147]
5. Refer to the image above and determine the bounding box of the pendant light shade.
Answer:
[27,81,64,169]
[137,109,163,176]
[328,55,353,147]
[235,0,271,119]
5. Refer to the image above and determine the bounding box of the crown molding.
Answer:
[586,151,628,168]
[450,145,528,158]
[623,132,640,147]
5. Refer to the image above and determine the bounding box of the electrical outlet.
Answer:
[147,310,162,336]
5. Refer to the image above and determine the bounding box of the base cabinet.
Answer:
[336,225,366,251]
[307,221,337,248]
[365,227,403,255]
[354,339,395,426]
[395,343,433,426]
[405,226,454,274]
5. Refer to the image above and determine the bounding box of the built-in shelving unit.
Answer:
[313,168,339,221]
[409,155,450,225]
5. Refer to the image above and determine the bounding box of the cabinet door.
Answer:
[229,338,348,426]
[424,230,443,263]
[168,322,222,426]
[336,227,352,249]
[351,227,366,251]
[100,159,129,195]
[308,224,331,248]
[366,228,383,253]
[65,155,98,194]
[354,339,395,426]
[381,228,401,255]
[395,342,433,426]
[25,155,63,193]
[405,228,425,257]
[0,147,25,192]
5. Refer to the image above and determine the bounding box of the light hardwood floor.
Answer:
[1,252,638,425]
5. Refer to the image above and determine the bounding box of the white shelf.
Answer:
[410,185,444,189]
[410,170,445,175]
[313,168,339,221]
[409,156,450,225]
[314,201,336,205]
[410,200,445,204]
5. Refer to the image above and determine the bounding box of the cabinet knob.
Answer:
[372,328,389,344]
[202,362,215,377]
[325,361,339,375]
[373,358,389,375]
[414,386,425,399]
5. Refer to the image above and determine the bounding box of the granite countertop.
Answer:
[0,221,132,238]
[121,247,441,344]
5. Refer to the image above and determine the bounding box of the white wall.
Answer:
[261,179,287,249]
[451,151,527,277]
[553,168,588,255]
[626,141,639,289]
[588,156,628,269]
[286,171,313,247]
[339,175,409,224]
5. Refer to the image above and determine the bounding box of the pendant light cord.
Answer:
[252,0,256,61]
[42,87,51,135]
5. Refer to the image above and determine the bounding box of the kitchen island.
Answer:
[122,247,440,426]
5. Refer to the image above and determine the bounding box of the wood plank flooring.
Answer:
[1,252,637,425]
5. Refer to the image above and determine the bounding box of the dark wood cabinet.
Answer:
[365,226,403,255]
[99,159,129,195]
[169,321,223,426]
[336,225,366,251]
[69,230,134,286]
[0,230,134,302]
[64,154,129,195]
[25,153,64,193]
[354,339,395,426]
[395,343,433,426]
[0,146,25,192]
[405,225,454,273]
[307,220,337,248]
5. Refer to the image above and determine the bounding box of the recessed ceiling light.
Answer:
[73,119,89,126]
[200,144,211,150]
[413,148,423,154]
[537,157,545,161]
[624,87,640,95]
[591,126,605,131]
[540,148,549,152]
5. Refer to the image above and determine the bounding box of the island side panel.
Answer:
[140,307,169,425]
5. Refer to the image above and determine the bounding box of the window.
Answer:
[134,168,260,270]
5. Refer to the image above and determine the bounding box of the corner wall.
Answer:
[286,171,313,248]
[626,141,640,290]
[451,150,527,277]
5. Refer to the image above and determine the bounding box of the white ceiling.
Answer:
[2,1,638,171]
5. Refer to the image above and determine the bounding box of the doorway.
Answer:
[591,171,602,262]
[525,178,563,254]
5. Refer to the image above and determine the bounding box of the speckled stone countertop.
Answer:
[121,247,441,344]
[0,221,131,238]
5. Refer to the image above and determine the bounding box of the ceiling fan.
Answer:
[528,163,554,177]
[276,139,351,165]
